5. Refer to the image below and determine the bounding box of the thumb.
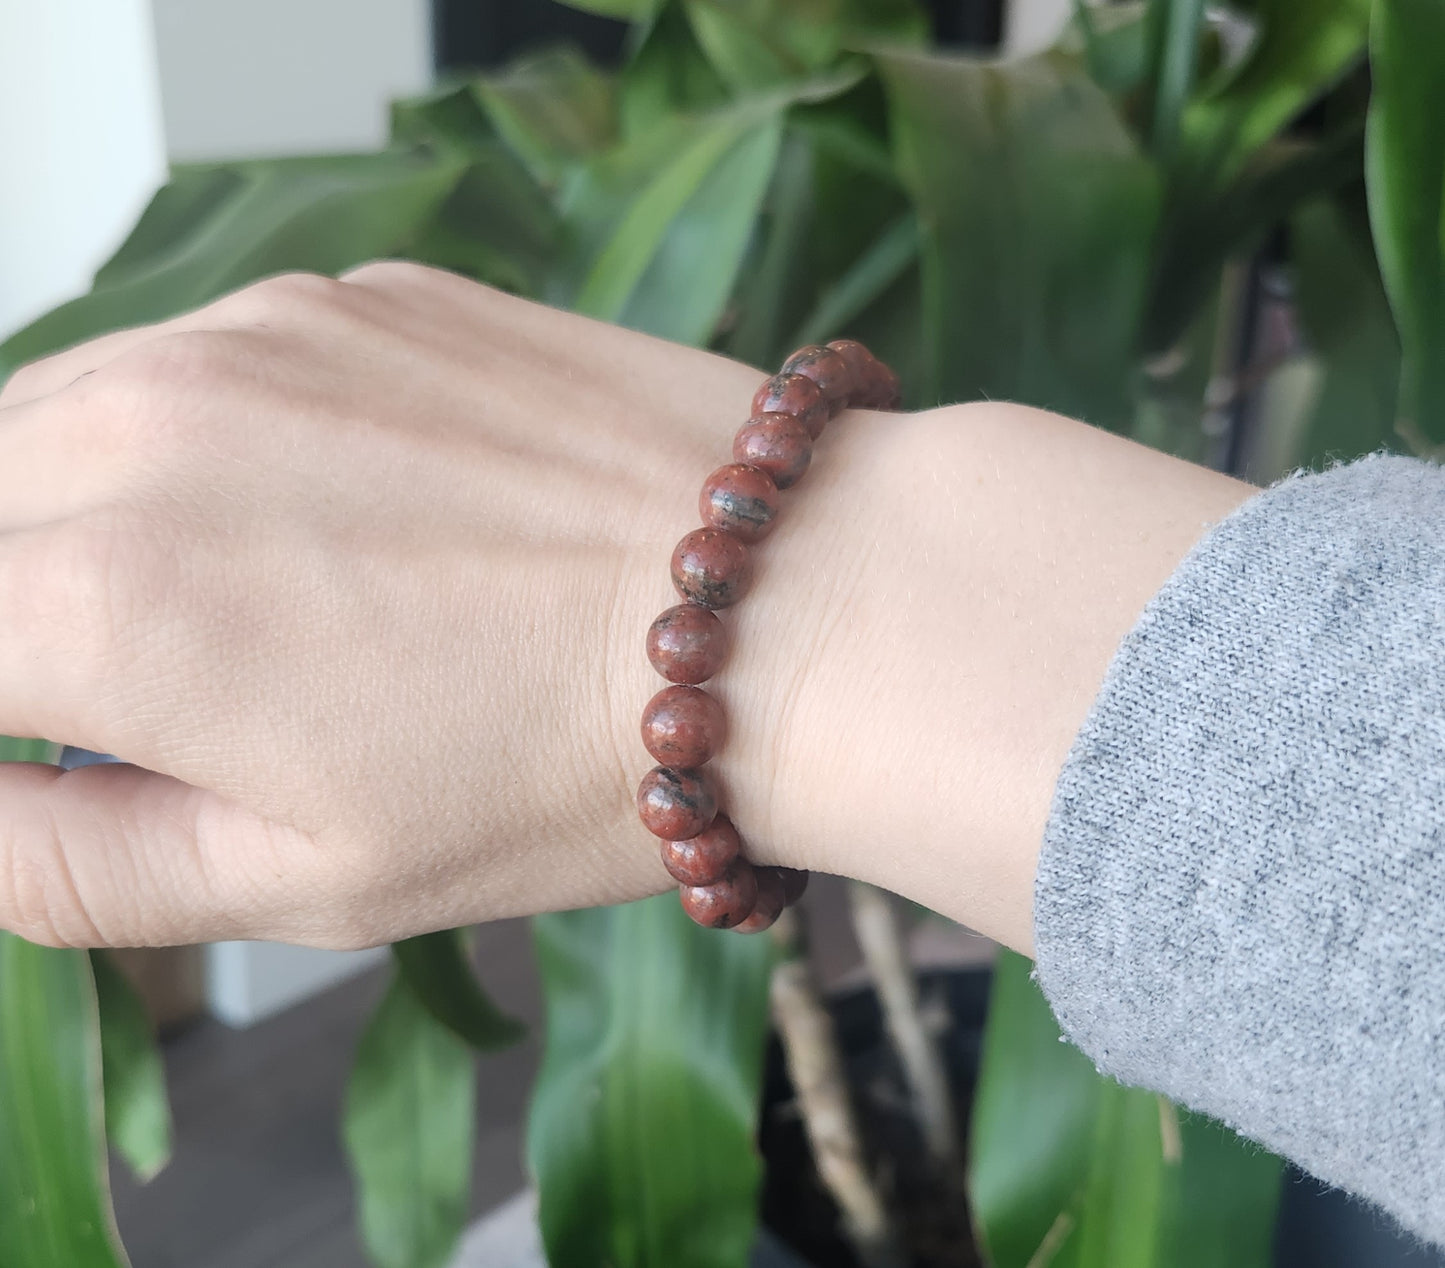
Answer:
[0,761,347,949]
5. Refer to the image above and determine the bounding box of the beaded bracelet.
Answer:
[636,340,900,933]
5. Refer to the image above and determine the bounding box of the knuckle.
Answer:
[84,331,236,456]
[242,269,348,314]
[1,357,54,407]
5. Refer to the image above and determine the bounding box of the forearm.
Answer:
[666,400,1254,954]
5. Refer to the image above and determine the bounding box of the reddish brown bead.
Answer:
[732,412,812,490]
[699,463,780,543]
[647,603,727,684]
[637,766,717,841]
[660,815,741,887]
[776,867,810,906]
[780,344,852,416]
[826,339,876,405]
[733,866,787,933]
[679,861,759,930]
[751,373,828,439]
[671,527,752,609]
[641,684,726,768]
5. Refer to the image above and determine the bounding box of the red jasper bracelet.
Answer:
[637,340,900,932]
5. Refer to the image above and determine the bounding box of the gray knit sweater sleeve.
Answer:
[1034,450,1445,1246]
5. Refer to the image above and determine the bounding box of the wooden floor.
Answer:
[110,878,994,1268]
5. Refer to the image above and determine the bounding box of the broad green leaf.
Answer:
[791,212,918,347]
[619,3,731,139]
[556,0,663,16]
[1287,195,1401,465]
[1178,0,1370,190]
[1139,0,1207,162]
[0,737,59,763]
[343,974,475,1268]
[879,48,1159,424]
[0,934,129,1268]
[1064,2,1151,97]
[559,97,790,345]
[390,929,525,1053]
[683,0,926,93]
[1365,0,1445,449]
[473,48,619,185]
[1144,121,1362,355]
[0,150,467,378]
[91,951,172,1183]
[389,82,498,157]
[970,951,1282,1268]
[528,897,774,1268]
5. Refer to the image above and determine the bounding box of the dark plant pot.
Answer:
[758,967,1445,1268]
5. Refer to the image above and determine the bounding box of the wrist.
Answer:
[702,401,1255,954]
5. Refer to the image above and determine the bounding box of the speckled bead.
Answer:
[825,339,876,403]
[660,815,742,887]
[679,861,759,930]
[751,373,828,439]
[647,603,727,684]
[732,412,812,490]
[637,766,717,841]
[671,527,752,609]
[641,684,726,768]
[733,866,787,933]
[699,463,780,543]
[780,344,852,415]
[777,867,810,906]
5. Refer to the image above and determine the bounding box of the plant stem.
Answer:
[770,907,902,1268]
[847,881,961,1169]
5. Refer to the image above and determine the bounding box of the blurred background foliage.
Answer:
[2,0,1442,1265]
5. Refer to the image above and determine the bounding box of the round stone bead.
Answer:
[647,603,727,684]
[637,766,717,841]
[780,344,852,415]
[733,866,787,934]
[825,339,876,404]
[699,463,780,543]
[660,815,741,887]
[641,684,726,768]
[679,861,759,930]
[732,412,812,490]
[752,373,828,439]
[777,867,810,906]
[671,527,752,609]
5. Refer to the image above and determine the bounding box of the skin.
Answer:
[0,263,1255,954]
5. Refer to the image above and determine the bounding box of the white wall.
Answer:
[0,0,167,340]
[151,0,432,160]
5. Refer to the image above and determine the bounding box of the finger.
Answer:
[0,761,355,949]
[0,391,136,531]
[0,325,161,411]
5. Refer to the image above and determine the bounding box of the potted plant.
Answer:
[3,1,1442,1265]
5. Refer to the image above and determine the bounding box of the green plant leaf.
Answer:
[91,951,172,1184]
[619,3,731,139]
[473,48,619,185]
[559,93,796,345]
[0,737,59,763]
[1139,0,1207,162]
[0,149,468,379]
[1287,194,1402,464]
[343,974,476,1268]
[390,929,526,1053]
[556,0,663,17]
[1064,1,1151,97]
[1178,0,1370,190]
[969,951,1282,1268]
[1365,0,1445,449]
[528,897,775,1268]
[879,47,1159,424]
[791,211,918,346]
[0,934,130,1268]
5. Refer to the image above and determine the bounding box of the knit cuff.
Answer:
[1033,451,1445,1246]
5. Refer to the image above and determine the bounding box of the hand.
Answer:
[0,262,1254,954]
[0,264,777,947]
